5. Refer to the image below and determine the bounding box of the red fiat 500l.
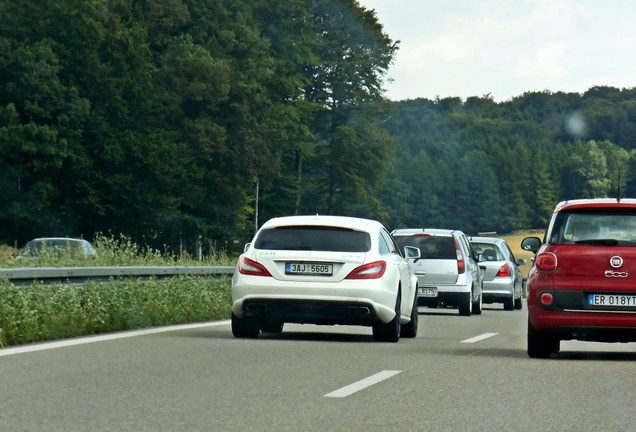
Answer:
[522,198,636,358]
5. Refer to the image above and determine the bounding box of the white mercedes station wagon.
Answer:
[231,215,421,342]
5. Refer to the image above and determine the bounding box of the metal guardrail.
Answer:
[0,266,236,286]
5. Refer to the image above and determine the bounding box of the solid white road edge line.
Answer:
[0,320,231,357]
[324,370,402,398]
[461,332,498,343]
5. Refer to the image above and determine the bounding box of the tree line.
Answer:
[382,87,636,235]
[0,0,397,253]
[1,1,636,254]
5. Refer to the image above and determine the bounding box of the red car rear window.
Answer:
[550,210,636,246]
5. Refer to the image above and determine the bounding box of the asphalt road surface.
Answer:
[1,302,635,432]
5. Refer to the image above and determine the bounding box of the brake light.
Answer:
[238,257,272,276]
[535,252,557,272]
[346,261,387,279]
[495,263,511,277]
[453,237,465,274]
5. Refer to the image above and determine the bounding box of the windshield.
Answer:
[550,210,636,245]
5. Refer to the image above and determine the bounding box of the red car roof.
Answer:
[555,198,636,212]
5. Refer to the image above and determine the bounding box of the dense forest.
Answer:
[1,1,636,254]
[382,87,636,234]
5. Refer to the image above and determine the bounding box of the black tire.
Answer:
[459,292,472,316]
[231,312,260,338]
[514,295,523,310]
[472,291,482,315]
[401,293,419,338]
[527,320,558,358]
[373,293,401,342]
[504,297,514,311]
[260,320,284,334]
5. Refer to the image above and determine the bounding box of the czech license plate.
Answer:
[418,287,437,297]
[588,294,636,307]
[285,262,333,276]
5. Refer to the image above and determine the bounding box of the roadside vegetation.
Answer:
[1,233,236,268]
[0,276,232,347]
[0,234,235,348]
[0,244,13,265]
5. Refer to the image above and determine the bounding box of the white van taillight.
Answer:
[238,257,272,276]
[454,237,465,274]
[535,252,557,272]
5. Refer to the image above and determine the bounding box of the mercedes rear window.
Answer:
[254,226,371,252]
[393,235,456,259]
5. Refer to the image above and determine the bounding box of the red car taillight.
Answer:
[535,252,557,272]
[346,261,387,279]
[453,237,465,274]
[495,263,511,277]
[238,257,272,276]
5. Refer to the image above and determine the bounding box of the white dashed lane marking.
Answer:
[324,370,402,398]
[461,332,498,343]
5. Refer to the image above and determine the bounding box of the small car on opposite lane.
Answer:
[470,236,526,310]
[522,198,636,358]
[18,237,97,259]
[231,215,421,342]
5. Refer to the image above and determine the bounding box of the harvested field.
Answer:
[500,230,544,277]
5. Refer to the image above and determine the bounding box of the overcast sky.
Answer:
[356,0,636,102]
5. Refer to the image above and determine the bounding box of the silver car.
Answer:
[391,228,483,316]
[18,237,97,259]
[469,236,526,310]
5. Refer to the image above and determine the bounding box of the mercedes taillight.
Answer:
[346,261,387,279]
[238,257,272,276]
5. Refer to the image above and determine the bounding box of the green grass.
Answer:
[0,244,16,264]
[0,276,232,347]
[0,234,236,348]
[1,233,237,268]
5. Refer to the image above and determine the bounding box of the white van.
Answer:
[392,228,483,316]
